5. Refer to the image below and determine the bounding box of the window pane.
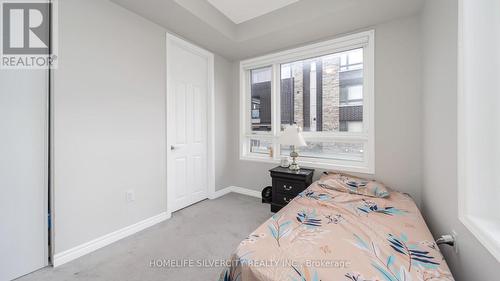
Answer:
[281,141,364,162]
[280,48,364,133]
[251,67,272,132]
[250,138,273,155]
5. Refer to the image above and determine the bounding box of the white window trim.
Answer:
[457,0,500,262]
[239,30,375,174]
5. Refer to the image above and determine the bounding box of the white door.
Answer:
[0,69,48,280]
[166,34,213,213]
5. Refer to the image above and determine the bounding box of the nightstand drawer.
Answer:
[268,166,315,213]
[274,179,306,195]
[273,192,296,206]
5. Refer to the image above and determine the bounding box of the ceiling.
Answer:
[207,0,300,24]
[110,0,424,60]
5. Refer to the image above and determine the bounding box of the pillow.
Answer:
[318,172,390,198]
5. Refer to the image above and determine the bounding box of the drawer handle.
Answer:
[283,185,293,191]
[284,197,291,203]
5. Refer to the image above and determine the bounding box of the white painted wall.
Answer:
[53,0,167,254]
[421,0,500,280]
[224,16,423,205]
[53,0,239,256]
[214,54,236,189]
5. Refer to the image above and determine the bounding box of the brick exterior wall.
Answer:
[292,62,304,129]
[288,57,341,132]
[321,56,340,131]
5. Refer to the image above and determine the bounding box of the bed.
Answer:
[219,175,454,281]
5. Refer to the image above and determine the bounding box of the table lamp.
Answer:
[279,125,307,171]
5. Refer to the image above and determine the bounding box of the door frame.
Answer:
[165,33,215,216]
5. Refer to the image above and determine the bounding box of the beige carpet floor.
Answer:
[17,193,271,281]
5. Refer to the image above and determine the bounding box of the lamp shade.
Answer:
[279,125,307,147]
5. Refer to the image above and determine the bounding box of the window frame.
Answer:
[239,30,375,174]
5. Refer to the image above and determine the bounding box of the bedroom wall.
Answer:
[214,54,236,189]
[224,16,423,205]
[53,0,167,254]
[54,0,235,255]
[420,0,499,280]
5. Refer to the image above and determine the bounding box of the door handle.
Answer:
[170,145,176,150]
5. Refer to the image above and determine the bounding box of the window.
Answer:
[458,0,500,262]
[250,67,272,132]
[279,49,365,134]
[240,31,374,173]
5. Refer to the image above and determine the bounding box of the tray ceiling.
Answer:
[207,0,299,24]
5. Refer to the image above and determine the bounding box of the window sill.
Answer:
[460,215,500,262]
[240,155,374,175]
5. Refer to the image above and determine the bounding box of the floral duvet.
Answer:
[219,181,454,281]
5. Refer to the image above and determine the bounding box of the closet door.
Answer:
[0,69,48,280]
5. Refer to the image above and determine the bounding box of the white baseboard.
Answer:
[210,186,261,199]
[53,188,260,267]
[208,186,233,199]
[53,212,170,267]
[231,186,261,198]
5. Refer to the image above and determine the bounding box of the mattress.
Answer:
[219,181,454,281]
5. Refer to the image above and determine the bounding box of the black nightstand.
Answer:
[269,166,315,212]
